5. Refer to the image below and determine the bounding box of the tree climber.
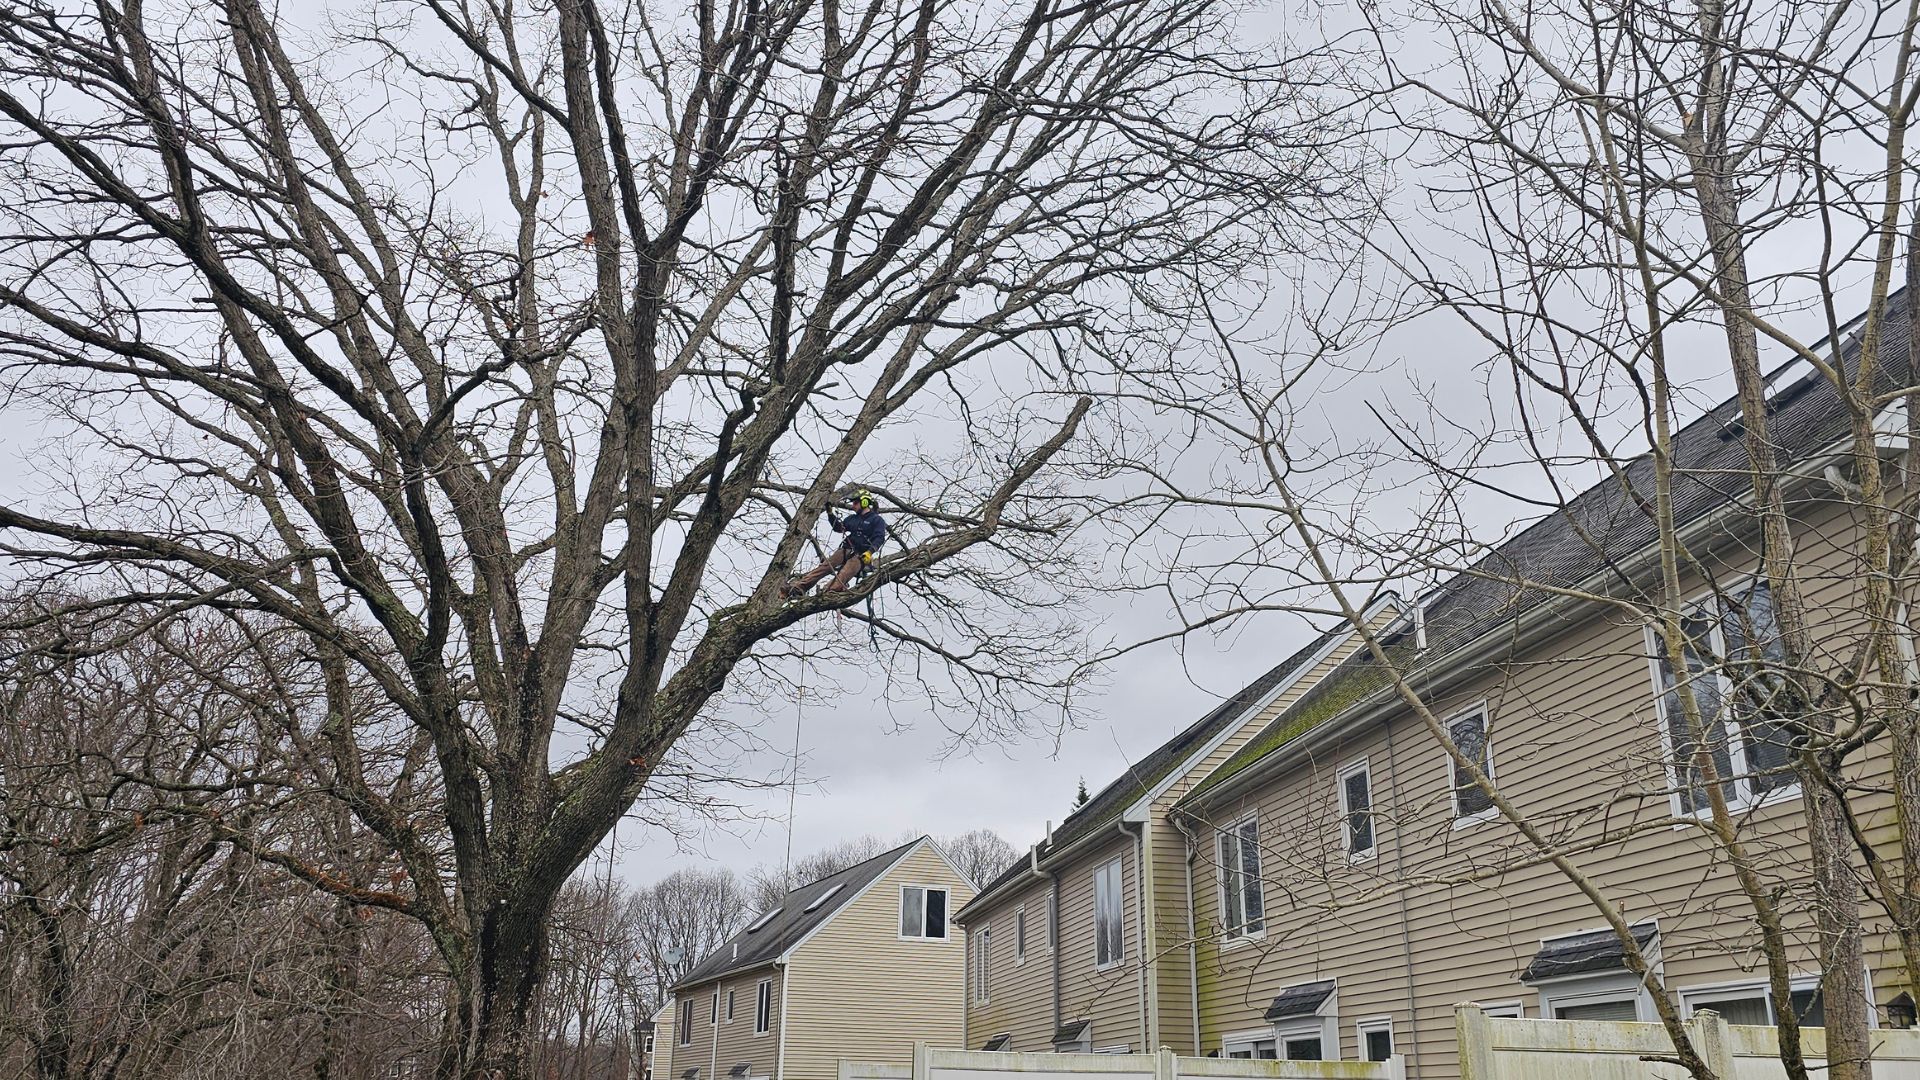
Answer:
[783,488,890,599]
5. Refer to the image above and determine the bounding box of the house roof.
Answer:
[674,837,924,990]
[959,617,1370,916]
[1520,922,1659,982]
[1180,293,1911,808]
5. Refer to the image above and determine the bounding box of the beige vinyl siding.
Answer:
[964,874,1056,1053]
[1054,832,1143,1052]
[668,967,782,1080]
[1186,495,1905,1077]
[781,845,974,1080]
[1147,612,1390,1052]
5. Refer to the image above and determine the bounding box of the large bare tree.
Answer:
[0,0,1362,1074]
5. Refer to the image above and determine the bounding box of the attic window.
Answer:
[803,883,844,913]
[745,908,781,933]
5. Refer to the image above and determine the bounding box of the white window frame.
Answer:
[1679,973,1845,1027]
[899,885,950,940]
[972,926,991,1005]
[1273,1018,1336,1062]
[1643,578,1804,821]
[678,999,693,1045]
[1215,815,1266,943]
[710,992,719,1025]
[726,989,736,1023]
[1043,895,1053,952]
[754,978,772,1036]
[1355,1017,1393,1062]
[1338,759,1377,862]
[1221,1029,1278,1059]
[1445,703,1497,827]
[1015,904,1027,964]
[1093,857,1125,969]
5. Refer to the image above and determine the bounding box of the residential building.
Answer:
[638,1002,673,1080]
[961,304,1919,1076]
[954,595,1401,1055]
[667,837,975,1080]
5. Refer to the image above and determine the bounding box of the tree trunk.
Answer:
[453,906,551,1080]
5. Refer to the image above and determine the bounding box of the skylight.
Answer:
[745,908,781,933]
[803,883,845,913]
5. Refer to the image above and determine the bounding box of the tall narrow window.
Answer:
[973,927,991,1004]
[1015,906,1028,962]
[1448,710,1495,821]
[754,979,772,1034]
[1094,857,1125,967]
[679,998,693,1045]
[709,992,718,1025]
[1340,762,1375,859]
[901,886,949,939]
[725,990,735,1022]
[1216,817,1265,937]
[1652,580,1801,813]
[1043,895,1053,951]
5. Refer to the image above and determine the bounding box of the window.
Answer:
[901,886,949,939]
[1015,906,1027,962]
[1222,1034,1277,1059]
[972,927,991,1004]
[1339,761,1375,859]
[1448,708,1496,822]
[754,979,772,1034]
[678,999,693,1045]
[1216,817,1265,938]
[726,990,735,1022]
[1356,1018,1393,1062]
[710,992,719,1024]
[1681,979,1825,1027]
[1650,580,1801,814]
[1279,1029,1325,1061]
[1093,857,1125,967]
[1043,895,1053,951]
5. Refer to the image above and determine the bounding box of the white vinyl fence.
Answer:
[1458,1003,1920,1080]
[839,1045,1404,1080]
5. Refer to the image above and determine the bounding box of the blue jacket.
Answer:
[834,507,888,553]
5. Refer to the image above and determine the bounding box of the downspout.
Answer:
[1171,811,1203,1055]
[1382,716,1422,1079]
[776,966,789,1080]
[709,988,720,1080]
[1051,865,1063,1037]
[1125,820,1148,1052]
